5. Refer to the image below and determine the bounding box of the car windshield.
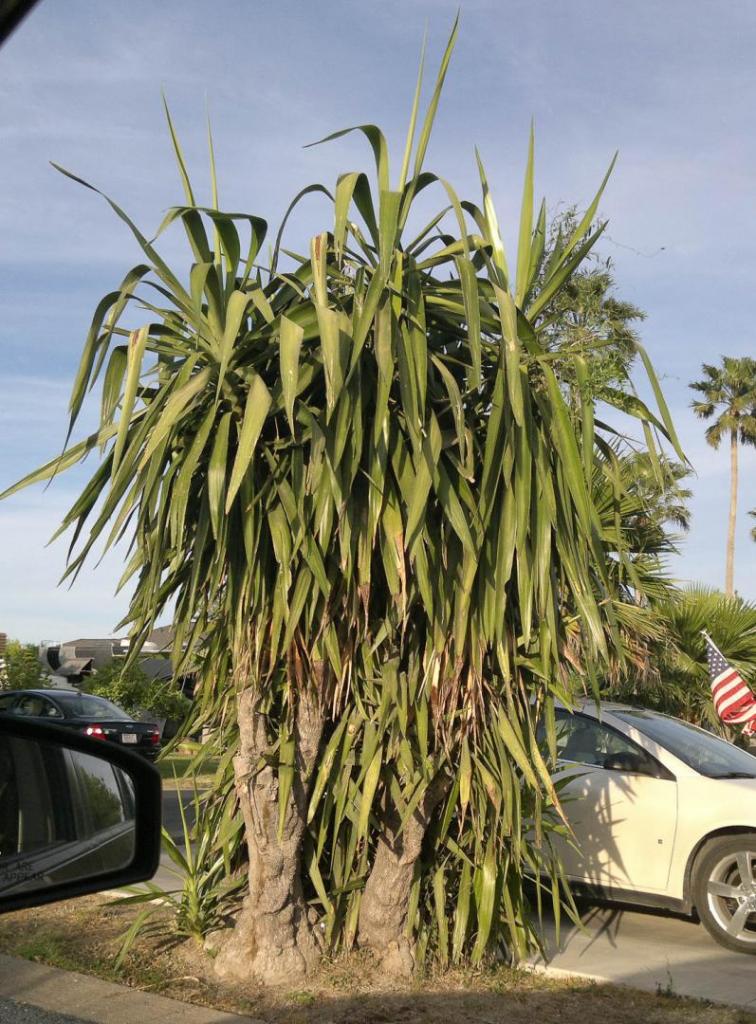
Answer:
[55,694,131,721]
[613,709,756,779]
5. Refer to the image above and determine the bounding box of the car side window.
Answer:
[12,696,62,719]
[0,694,17,713]
[12,696,43,717]
[39,698,63,719]
[554,712,661,776]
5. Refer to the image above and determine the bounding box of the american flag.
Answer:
[705,633,756,737]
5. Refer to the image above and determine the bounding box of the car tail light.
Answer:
[148,728,161,745]
[84,725,105,738]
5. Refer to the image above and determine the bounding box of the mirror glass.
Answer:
[0,733,136,897]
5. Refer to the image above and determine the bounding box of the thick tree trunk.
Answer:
[726,428,738,596]
[214,686,324,985]
[358,781,445,975]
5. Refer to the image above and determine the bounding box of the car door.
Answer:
[550,711,678,894]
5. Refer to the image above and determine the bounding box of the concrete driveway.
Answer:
[533,902,756,1008]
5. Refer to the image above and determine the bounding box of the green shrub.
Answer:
[86,661,190,721]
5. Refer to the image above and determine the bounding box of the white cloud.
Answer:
[0,488,132,643]
[2,0,756,640]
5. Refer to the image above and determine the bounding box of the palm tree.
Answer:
[690,356,756,595]
[614,586,756,733]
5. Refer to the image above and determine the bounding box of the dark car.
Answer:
[0,689,161,760]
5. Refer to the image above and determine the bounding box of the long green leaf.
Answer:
[225,374,272,512]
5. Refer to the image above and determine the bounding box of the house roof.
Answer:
[138,657,174,681]
[145,625,174,651]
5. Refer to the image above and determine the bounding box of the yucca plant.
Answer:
[2,23,684,982]
[111,775,245,968]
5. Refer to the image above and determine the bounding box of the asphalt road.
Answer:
[161,788,196,841]
[534,901,756,1008]
[0,1000,87,1023]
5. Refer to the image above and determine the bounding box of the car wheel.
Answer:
[692,835,756,955]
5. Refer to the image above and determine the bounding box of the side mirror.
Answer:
[0,716,161,913]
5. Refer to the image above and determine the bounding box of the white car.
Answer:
[544,702,756,954]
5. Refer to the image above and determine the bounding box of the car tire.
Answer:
[692,835,756,955]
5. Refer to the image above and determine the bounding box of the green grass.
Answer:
[157,752,219,785]
[14,932,119,982]
[16,934,89,973]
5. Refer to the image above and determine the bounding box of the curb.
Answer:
[0,953,263,1024]
[523,960,612,986]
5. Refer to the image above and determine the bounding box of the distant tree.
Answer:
[690,356,756,595]
[589,445,690,691]
[621,450,692,535]
[3,640,47,690]
[540,210,646,403]
[592,447,691,604]
[750,508,756,543]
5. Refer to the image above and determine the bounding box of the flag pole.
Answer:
[700,629,724,658]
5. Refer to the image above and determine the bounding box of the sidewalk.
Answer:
[0,954,262,1024]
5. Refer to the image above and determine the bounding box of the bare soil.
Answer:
[0,895,753,1024]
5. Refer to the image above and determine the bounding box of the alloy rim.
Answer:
[706,849,756,945]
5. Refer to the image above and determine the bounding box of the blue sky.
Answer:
[1,0,755,642]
